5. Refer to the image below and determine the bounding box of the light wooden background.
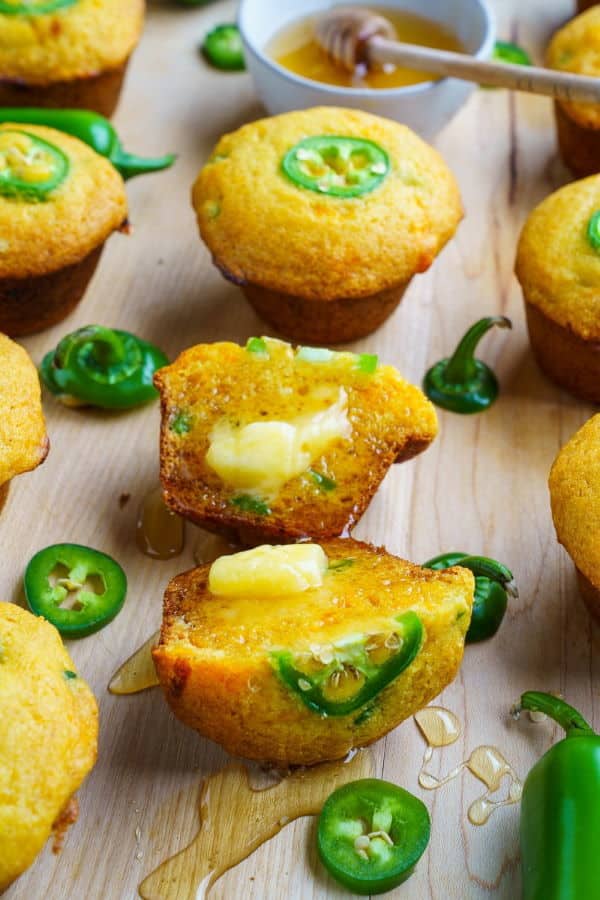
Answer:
[3,0,598,897]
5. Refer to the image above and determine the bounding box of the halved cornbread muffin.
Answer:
[0,333,48,505]
[192,106,462,343]
[549,414,600,622]
[0,602,98,891]
[153,540,474,765]
[0,0,144,116]
[155,337,438,543]
[515,175,600,402]
[0,123,127,335]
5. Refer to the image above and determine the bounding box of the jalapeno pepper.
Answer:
[423,316,511,414]
[0,108,175,180]
[587,210,600,251]
[40,325,168,410]
[0,129,68,200]
[493,40,532,67]
[24,543,127,638]
[423,552,516,643]
[317,778,431,895]
[282,136,390,198]
[518,691,600,900]
[272,611,423,717]
[0,0,76,13]
[202,24,246,71]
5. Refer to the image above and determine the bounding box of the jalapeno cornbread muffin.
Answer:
[0,332,48,506]
[549,415,600,622]
[0,0,144,116]
[155,337,438,544]
[0,122,127,335]
[153,540,474,765]
[192,107,462,344]
[0,602,98,891]
[515,175,600,402]
[546,7,600,177]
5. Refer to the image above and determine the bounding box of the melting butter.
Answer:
[209,543,328,598]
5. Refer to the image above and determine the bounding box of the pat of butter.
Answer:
[209,543,329,597]
[205,388,351,498]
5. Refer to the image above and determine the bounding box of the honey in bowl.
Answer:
[267,6,464,90]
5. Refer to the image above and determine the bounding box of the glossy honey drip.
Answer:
[108,631,160,695]
[268,7,463,90]
[139,750,375,899]
[414,706,522,826]
[136,487,185,560]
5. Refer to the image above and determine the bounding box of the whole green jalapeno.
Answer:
[423,552,517,643]
[272,610,423,717]
[0,108,175,180]
[423,316,511,414]
[0,0,76,12]
[40,325,168,410]
[518,691,600,900]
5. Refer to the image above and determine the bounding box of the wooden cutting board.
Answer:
[3,0,597,897]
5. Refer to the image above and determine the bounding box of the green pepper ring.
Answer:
[202,24,246,71]
[0,0,76,14]
[282,136,390,198]
[24,543,127,638]
[317,778,431,895]
[0,129,69,200]
[587,210,600,252]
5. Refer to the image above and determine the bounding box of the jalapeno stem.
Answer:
[110,149,177,181]
[443,316,511,384]
[54,325,127,370]
[520,692,595,738]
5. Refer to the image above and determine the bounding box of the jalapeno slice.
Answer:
[202,24,246,71]
[0,0,77,14]
[423,552,517,643]
[24,543,127,638]
[0,129,68,200]
[492,40,532,67]
[282,136,390,198]
[317,779,431,895]
[40,325,168,409]
[272,611,423,716]
[587,210,600,251]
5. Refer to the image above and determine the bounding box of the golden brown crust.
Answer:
[153,538,474,765]
[549,414,600,593]
[524,302,600,402]
[0,334,48,486]
[155,339,437,543]
[554,101,600,178]
[0,244,104,337]
[241,279,410,344]
[0,61,128,118]
[192,107,462,301]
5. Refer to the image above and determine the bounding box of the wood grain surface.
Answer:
[3,1,598,898]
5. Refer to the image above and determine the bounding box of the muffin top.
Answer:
[0,123,127,278]
[0,601,97,892]
[0,334,48,487]
[546,7,600,128]
[192,107,462,301]
[549,414,600,590]
[515,175,600,341]
[0,0,144,84]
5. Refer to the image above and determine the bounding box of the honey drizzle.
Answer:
[139,750,374,899]
[136,487,185,560]
[414,707,522,826]
[108,631,160,695]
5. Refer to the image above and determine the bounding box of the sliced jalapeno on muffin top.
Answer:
[0,129,68,200]
[0,0,77,13]
[272,610,423,716]
[282,136,390,198]
[587,209,600,251]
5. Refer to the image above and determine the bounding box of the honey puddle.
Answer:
[414,707,522,826]
[139,750,374,900]
[136,488,185,560]
[108,631,160,695]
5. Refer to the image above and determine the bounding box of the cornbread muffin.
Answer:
[515,175,600,402]
[192,107,462,344]
[155,337,438,543]
[0,333,48,503]
[0,122,127,335]
[546,8,600,177]
[0,0,144,116]
[549,415,600,621]
[153,539,474,765]
[0,602,98,890]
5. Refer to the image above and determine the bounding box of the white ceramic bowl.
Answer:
[239,0,495,139]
